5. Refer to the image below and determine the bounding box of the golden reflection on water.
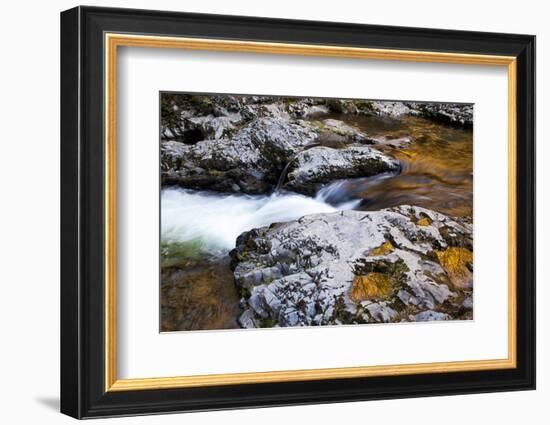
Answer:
[337,114,473,218]
[161,257,240,331]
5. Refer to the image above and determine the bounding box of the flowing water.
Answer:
[327,114,474,217]
[160,188,359,331]
[160,114,473,331]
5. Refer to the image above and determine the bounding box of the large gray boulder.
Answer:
[230,205,473,328]
[284,145,400,195]
[162,117,318,194]
[162,116,399,195]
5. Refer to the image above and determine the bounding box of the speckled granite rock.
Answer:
[230,205,473,327]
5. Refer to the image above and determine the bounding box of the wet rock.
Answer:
[286,98,330,118]
[241,102,291,121]
[284,145,400,195]
[316,119,374,146]
[323,99,383,115]
[407,102,473,128]
[412,310,451,321]
[371,101,413,117]
[183,113,242,140]
[321,99,473,128]
[162,110,399,195]
[161,117,318,194]
[231,205,473,328]
[370,136,413,149]
[361,101,473,128]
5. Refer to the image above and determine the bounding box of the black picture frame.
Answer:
[61,5,536,419]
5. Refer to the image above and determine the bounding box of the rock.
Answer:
[161,117,319,194]
[316,119,373,146]
[241,102,291,121]
[238,309,259,328]
[412,310,451,321]
[407,102,473,128]
[284,145,400,195]
[361,101,473,128]
[462,296,473,309]
[161,94,244,141]
[435,247,473,289]
[162,106,400,195]
[363,301,398,323]
[370,101,413,117]
[323,99,378,115]
[230,205,473,328]
[286,98,330,118]
[160,140,189,172]
[321,99,473,128]
[350,273,395,302]
[369,136,413,149]
[183,113,242,141]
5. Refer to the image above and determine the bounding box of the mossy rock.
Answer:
[368,240,394,256]
[350,272,395,302]
[435,247,473,289]
[355,258,409,276]
[416,216,433,226]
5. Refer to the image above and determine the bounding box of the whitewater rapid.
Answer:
[161,183,360,256]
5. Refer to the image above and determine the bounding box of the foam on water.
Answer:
[161,184,360,255]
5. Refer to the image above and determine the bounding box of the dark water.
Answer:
[318,114,473,217]
[160,114,473,331]
[161,257,240,331]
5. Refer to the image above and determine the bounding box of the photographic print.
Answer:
[160,93,474,332]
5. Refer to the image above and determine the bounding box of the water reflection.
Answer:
[322,114,473,217]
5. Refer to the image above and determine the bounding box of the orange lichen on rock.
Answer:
[435,247,473,289]
[350,272,395,302]
[416,216,433,226]
[368,241,394,256]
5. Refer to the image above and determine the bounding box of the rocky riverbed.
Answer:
[160,94,473,331]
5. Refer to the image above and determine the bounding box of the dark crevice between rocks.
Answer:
[180,128,204,145]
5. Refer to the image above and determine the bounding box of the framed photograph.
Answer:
[60,6,536,419]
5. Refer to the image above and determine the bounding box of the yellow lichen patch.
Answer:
[368,241,394,256]
[435,247,473,289]
[416,216,432,226]
[350,273,395,302]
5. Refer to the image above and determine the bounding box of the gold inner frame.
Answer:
[104,33,517,392]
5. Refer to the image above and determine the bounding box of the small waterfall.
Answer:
[274,159,295,193]
[274,143,321,193]
[315,180,349,203]
[315,180,362,210]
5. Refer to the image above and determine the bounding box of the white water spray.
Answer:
[161,184,360,255]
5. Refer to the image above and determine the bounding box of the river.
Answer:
[160,114,473,331]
